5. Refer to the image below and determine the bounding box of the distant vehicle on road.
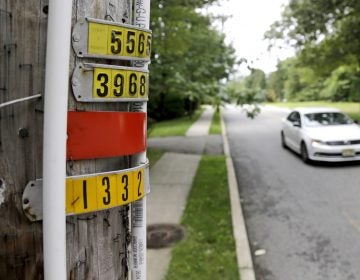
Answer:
[281,107,360,163]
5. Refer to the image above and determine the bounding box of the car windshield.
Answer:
[303,112,354,127]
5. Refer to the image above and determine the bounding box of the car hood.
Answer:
[304,124,360,141]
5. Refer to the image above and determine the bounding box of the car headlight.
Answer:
[311,139,326,146]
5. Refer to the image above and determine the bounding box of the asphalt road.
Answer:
[223,105,360,280]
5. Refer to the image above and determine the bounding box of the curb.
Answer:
[221,110,256,280]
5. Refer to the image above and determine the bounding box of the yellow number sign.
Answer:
[93,67,148,99]
[66,167,147,215]
[88,21,151,60]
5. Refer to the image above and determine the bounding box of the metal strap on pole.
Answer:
[0,94,41,109]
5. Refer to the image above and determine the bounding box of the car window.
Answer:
[304,112,354,126]
[287,111,301,124]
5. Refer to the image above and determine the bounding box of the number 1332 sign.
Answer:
[22,164,149,221]
[67,165,148,215]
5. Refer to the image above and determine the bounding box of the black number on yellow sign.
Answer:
[139,74,146,96]
[96,73,109,97]
[111,30,122,54]
[121,174,129,202]
[138,33,145,54]
[82,180,88,209]
[137,171,142,197]
[126,31,136,54]
[108,30,150,57]
[113,73,124,97]
[129,73,137,96]
[67,168,146,214]
[88,22,151,59]
[93,68,148,99]
[102,177,111,205]
[146,34,152,57]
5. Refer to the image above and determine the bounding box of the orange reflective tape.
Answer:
[67,111,146,160]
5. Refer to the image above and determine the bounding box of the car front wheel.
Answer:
[281,131,287,149]
[300,142,310,163]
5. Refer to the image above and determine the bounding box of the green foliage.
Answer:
[244,68,266,90]
[224,68,266,118]
[149,1,236,120]
[265,55,360,103]
[265,89,277,102]
[266,0,360,53]
[165,156,239,280]
[265,0,360,71]
[211,90,229,113]
[263,0,360,104]
[320,65,360,101]
[148,92,187,120]
[267,67,286,101]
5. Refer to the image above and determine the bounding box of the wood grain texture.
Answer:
[0,0,133,279]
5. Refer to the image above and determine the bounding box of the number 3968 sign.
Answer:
[71,63,149,102]
[94,67,148,99]
[72,18,151,61]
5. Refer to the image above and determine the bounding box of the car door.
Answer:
[283,111,302,151]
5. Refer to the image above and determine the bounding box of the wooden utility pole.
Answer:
[0,0,144,279]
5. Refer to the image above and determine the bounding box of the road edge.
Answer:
[221,109,256,280]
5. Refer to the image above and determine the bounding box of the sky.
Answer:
[206,0,294,76]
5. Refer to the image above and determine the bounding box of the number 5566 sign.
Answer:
[72,18,151,61]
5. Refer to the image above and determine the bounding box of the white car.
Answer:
[281,107,360,163]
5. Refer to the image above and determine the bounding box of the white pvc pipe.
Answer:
[131,0,150,279]
[42,1,72,279]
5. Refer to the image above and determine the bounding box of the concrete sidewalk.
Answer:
[185,106,214,137]
[147,106,255,280]
[147,153,201,280]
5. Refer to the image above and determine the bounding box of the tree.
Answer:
[265,0,360,70]
[149,0,236,120]
[320,65,360,102]
[225,69,267,118]
[266,66,287,101]
[265,0,360,103]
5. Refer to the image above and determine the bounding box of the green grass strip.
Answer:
[165,155,239,280]
[146,148,164,169]
[209,109,222,135]
[148,108,204,138]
